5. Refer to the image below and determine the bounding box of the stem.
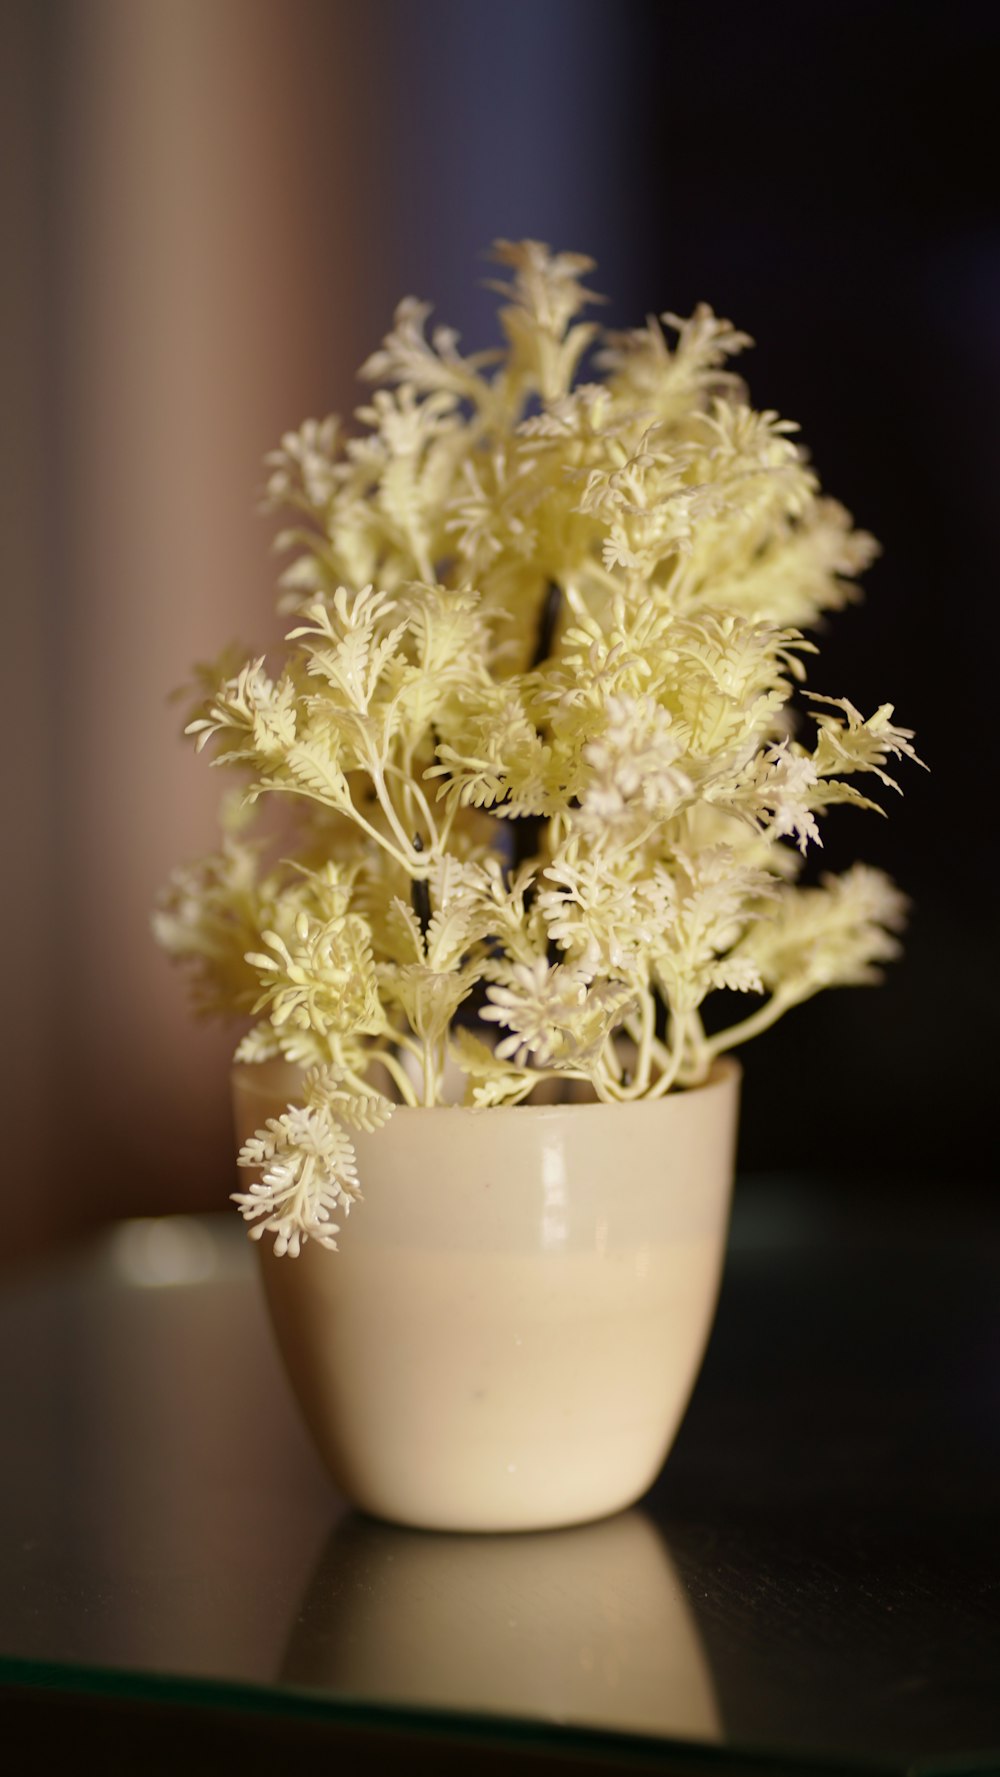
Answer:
[383,1024,424,1062]
[422,1036,441,1106]
[702,991,800,1062]
[347,809,416,873]
[384,761,441,851]
[646,1012,690,1099]
[600,1033,625,1084]
[613,989,656,1099]
[677,1010,710,1085]
[370,761,424,865]
[280,782,417,874]
[591,1064,624,1104]
[561,580,592,622]
[359,1052,420,1108]
[436,796,459,851]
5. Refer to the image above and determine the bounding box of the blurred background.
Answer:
[3,0,996,1259]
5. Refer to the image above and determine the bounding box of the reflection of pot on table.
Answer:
[235,1059,739,1533]
[281,1508,720,1744]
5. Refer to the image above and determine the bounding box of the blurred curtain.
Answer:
[3,0,380,1257]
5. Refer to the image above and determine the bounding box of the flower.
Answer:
[481,955,631,1068]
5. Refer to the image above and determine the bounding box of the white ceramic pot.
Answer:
[232,1059,740,1534]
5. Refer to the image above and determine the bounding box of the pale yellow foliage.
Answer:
[156,242,920,1251]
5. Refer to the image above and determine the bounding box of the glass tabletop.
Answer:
[1,1179,997,1774]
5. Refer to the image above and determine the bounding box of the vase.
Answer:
[232,1058,740,1534]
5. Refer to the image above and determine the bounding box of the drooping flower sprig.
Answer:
[155,242,920,1255]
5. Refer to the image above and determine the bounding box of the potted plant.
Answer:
[155,241,919,1532]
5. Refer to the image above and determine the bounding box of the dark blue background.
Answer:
[365,0,998,1187]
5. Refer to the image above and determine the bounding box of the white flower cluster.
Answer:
[155,242,920,1251]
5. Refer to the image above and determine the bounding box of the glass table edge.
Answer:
[0,1652,960,1776]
